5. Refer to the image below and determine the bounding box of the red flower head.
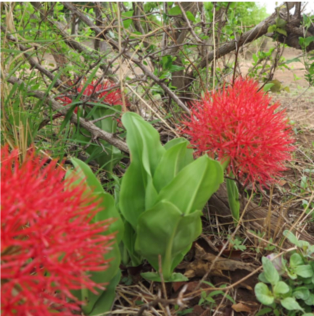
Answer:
[183,78,295,187]
[1,145,114,316]
[57,80,130,112]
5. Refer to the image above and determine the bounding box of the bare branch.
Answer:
[61,2,191,113]
[177,3,202,43]
[197,12,277,70]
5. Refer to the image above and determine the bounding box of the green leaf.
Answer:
[275,17,287,28]
[135,200,202,281]
[283,230,299,246]
[86,270,121,315]
[295,265,313,278]
[120,112,165,229]
[255,308,273,316]
[304,293,314,306]
[169,65,185,72]
[255,283,275,305]
[153,138,193,192]
[186,11,195,22]
[274,281,290,295]
[280,297,304,311]
[141,272,188,282]
[156,155,224,215]
[68,158,124,242]
[162,55,173,69]
[258,272,270,284]
[290,253,304,268]
[122,9,134,28]
[263,83,275,92]
[267,25,277,33]
[284,57,301,64]
[121,221,142,267]
[276,28,287,36]
[262,257,280,285]
[168,5,182,16]
[226,176,240,222]
[293,287,310,301]
[66,163,122,313]
[302,36,314,48]
[123,19,133,28]
[80,245,121,314]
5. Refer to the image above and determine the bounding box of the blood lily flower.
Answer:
[183,78,295,186]
[57,80,129,112]
[1,145,113,316]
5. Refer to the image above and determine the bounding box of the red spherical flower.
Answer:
[57,80,130,110]
[183,78,295,186]
[1,145,114,316]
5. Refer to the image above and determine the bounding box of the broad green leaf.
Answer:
[119,163,147,229]
[157,155,223,215]
[276,28,287,36]
[309,245,314,255]
[267,25,276,33]
[287,269,298,280]
[186,11,195,22]
[168,5,182,16]
[164,137,190,150]
[255,308,273,316]
[122,10,134,28]
[273,281,290,295]
[153,139,193,192]
[86,270,121,315]
[69,158,124,241]
[280,297,304,311]
[135,200,202,281]
[121,220,142,267]
[81,244,121,314]
[295,265,313,278]
[284,57,301,64]
[169,65,185,72]
[290,253,303,268]
[304,293,314,306]
[303,36,314,48]
[226,176,240,222]
[263,83,274,92]
[262,257,279,285]
[141,272,188,282]
[293,287,310,301]
[121,112,165,178]
[96,192,124,242]
[145,177,159,210]
[70,157,104,193]
[258,272,270,284]
[120,112,165,228]
[275,17,287,27]
[298,240,310,251]
[162,55,173,70]
[255,283,274,305]
[283,230,299,246]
